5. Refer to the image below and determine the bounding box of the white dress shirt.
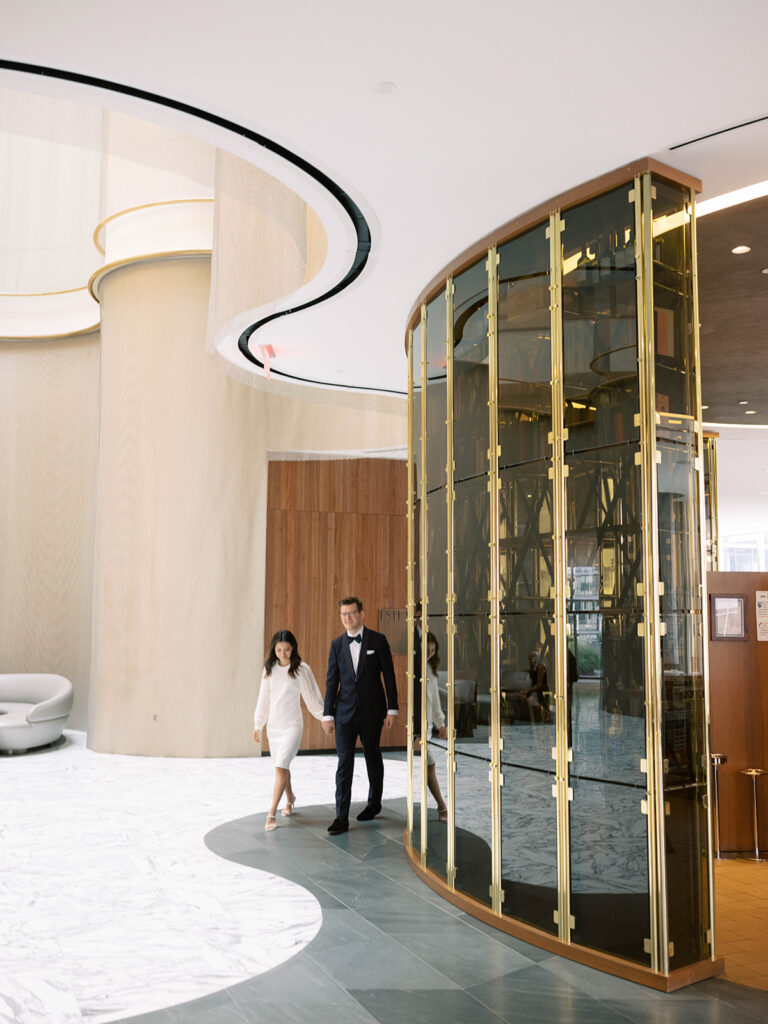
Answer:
[347,629,363,673]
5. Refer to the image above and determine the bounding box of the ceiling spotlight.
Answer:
[732,245,751,254]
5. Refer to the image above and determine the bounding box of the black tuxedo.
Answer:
[324,626,398,819]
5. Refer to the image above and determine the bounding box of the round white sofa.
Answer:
[0,673,74,753]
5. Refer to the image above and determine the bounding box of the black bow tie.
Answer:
[348,634,362,644]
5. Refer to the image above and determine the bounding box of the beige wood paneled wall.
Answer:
[708,571,768,851]
[264,459,407,752]
[0,334,100,730]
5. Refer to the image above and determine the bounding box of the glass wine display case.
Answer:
[405,161,717,990]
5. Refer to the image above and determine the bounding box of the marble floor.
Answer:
[3,734,768,1024]
[0,732,400,1023]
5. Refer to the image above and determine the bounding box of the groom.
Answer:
[322,596,399,835]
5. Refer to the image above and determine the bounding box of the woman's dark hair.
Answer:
[426,631,440,673]
[264,630,302,678]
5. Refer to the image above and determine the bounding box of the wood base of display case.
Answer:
[405,837,723,992]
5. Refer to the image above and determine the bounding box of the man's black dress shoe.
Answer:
[356,804,381,822]
[327,817,349,835]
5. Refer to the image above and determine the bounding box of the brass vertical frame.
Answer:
[446,278,457,888]
[419,305,429,868]
[703,436,720,572]
[690,190,717,960]
[634,172,669,975]
[548,212,572,941]
[406,326,415,844]
[487,247,503,913]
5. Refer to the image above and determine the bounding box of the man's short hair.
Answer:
[339,596,363,611]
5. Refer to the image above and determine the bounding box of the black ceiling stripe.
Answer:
[0,59,401,394]
[670,113,768,150]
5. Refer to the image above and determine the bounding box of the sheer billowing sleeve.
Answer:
[254,670,271,730]
[299,663,325,720]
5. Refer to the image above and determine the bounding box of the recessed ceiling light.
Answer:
[745,410,757,415]
[732,245,751,254]
[739,400,749,405]
[701,405,709,410]
[763,268,768,274]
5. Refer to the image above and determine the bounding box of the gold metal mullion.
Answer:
[704,436,719,572]
[419,305,429,869]
[487,246,502,914]
[690,189,716,962]
[406,326,415,844]
[635,172,669,975]
[446,278,456,889]
[548,211,572,942]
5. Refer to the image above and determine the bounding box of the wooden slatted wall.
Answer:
[264,458,407,752]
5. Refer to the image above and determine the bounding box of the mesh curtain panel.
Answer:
[0,88,102,294]
[206,151,327,356]
[98,110,215,222]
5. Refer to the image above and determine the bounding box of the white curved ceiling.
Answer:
[2,0,768,394]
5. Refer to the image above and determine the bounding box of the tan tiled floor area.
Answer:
[715,856,768,990]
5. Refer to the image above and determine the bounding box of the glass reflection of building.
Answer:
[406,161,717,990]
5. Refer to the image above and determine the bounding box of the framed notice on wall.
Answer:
[756,591,768,642]
[709,594,747,640]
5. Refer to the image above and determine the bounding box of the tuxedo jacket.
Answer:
[324,626,399,726]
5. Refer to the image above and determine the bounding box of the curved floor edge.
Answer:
[115,798,768,1024]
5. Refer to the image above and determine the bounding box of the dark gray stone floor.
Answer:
[117,785,768,1024]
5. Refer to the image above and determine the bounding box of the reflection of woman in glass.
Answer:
[421,632,448,822]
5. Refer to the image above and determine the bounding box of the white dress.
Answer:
[423,666,446,767]
[253,663,325,768]
[425,666,446,734]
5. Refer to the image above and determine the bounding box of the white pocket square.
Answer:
[367,649,374,654]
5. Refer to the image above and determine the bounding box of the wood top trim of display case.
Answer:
[404,837,722,992]
[404,157,702,342]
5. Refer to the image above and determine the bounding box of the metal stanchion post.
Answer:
[711,753,727,859]
[739,768,768,863]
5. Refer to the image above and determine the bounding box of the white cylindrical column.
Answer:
[89,257,268,756]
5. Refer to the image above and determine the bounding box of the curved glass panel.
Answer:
[426,290,448,493]
[562,187,638,456]
[566,439,650,961]
[652,179,696,420]
[496,226,558,931]
[411,324,422,492]
[652,175,710,967]
[454,259,489,482]
[424,614,449,880]
[408,168,711,982]
[454,613,492,905]
[498,227,551,469]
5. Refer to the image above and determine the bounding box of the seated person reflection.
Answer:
[507,650,551,723]
[414,632,448,822]
[525,650,551,722]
